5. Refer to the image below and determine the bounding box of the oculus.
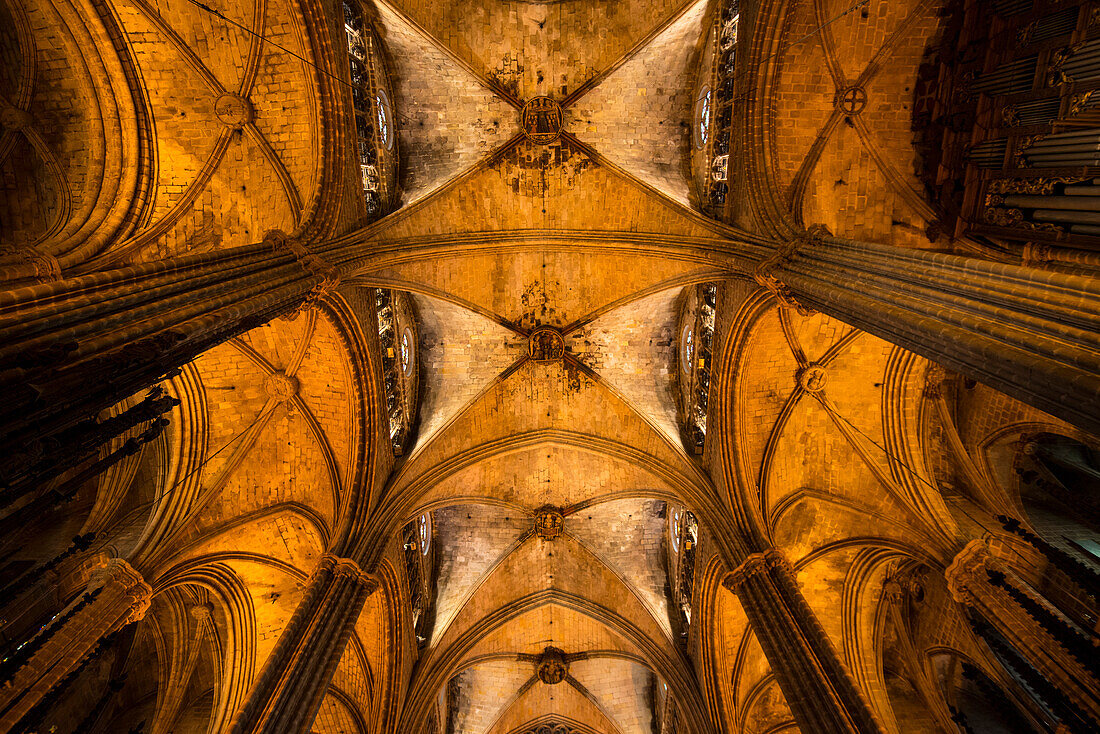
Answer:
[529,327,565,362]
[521,96,564,144]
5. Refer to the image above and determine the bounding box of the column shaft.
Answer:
[946,540,1100,726]
[724,550,886,734]
[229,555,376,734]
[0,558,151,730]
[773,235,1100,434]
[0,232,364,476]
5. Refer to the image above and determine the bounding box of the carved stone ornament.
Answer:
[535,646,569,684]
[521,96,564,144]
[264,229,341,318]
[1047,43,1084,86]
[215,93,255,129]
[797,363,827,394]
[264,372,299,402]
[528,327,565,362]
[190,602,215,621]
[534,506,565,540]
[835,85,868,116]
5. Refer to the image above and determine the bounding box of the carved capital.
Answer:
[945,539,991,605]
[0,245,61,283]
[723,549,788,592]
[752,229,824,316]
[322,553,378,591]
[264,229,341,319]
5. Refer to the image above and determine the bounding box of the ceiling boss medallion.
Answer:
[529,327,565,362]
[534,506,565,540]
[521,96,564,144]
[535,646,569,684]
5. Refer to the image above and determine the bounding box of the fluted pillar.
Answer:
[723,549,886,734]
[0,231,363,471]
[229,554,378,734]
[946,539,1100,727]
[0,558,151,730]
[763,233,1100,434]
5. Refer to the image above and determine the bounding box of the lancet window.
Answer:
[697,0,737,213]
[667,504,699,645]
[374,289,419,454]
[402,512,436,648]
[676,284,717,453]
[342,0,397,218]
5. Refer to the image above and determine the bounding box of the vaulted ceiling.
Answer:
[3,0,1044,730]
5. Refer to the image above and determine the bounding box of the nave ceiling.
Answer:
[2,0,1096,732]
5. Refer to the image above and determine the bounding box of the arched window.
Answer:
[402,512,435,647]
[667,503,698,644]
[694,86,712,149]
[418,512,431,555]
[375,289,419,454]
[676,283,717,453]
[699,0,738,212]
[342,0,396,217]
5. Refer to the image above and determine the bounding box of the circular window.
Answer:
[400,327,413,375]
[419,513,430,554]
[694,86,712,149]
[680,322,694,376]
[376,89,393,150]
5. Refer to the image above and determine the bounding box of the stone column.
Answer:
[723,549,887,734]
[0,558,151,730]
[945,540,1100,727]
[150,603,214,734]
[0,231,362,482]
[229,554,377,734]
[761,233,1100,435]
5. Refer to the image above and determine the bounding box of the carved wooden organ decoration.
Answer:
[342,0,399,219]
[694,0,738,213]
[916,0,1100,254]
[401,511,436,649]
[374,289,419,454]
[676,283,717,454]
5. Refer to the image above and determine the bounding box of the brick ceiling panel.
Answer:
[434,534,671,658]
[367,254,710,338]
[395,360,694,500]
[411,292,528,449]
[450,660,535,734]
[565,0,707,208]
[568,657,656,734]
[467,604,634,662]
[486,680,620,734]
[566,498,673,636]
[372,0,519,205]
[412,446,680,515]
[372,163,718,240]
[431,503,533,644]
[380,0,694,101]
[566,286,682,446]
